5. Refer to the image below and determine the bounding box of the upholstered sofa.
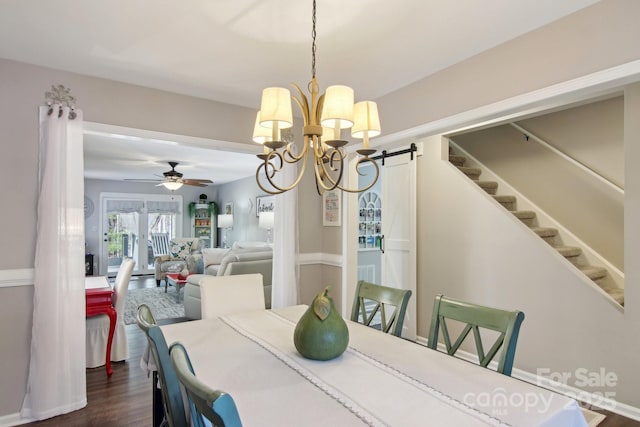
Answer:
[154,237,200,290]
[183,242,272,319]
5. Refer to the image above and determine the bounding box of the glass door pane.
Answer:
[106,211,140,275]
[147,212,177,270]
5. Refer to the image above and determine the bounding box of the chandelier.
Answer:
[253,0,381,195]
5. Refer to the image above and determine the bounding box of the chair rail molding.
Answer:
[0,268,34,288]
[298,252,342,267]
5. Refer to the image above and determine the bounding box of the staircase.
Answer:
[449,153,625,306]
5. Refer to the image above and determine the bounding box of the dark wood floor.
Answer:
[23,275,640,426]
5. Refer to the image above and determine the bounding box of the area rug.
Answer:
[124,286,185,324]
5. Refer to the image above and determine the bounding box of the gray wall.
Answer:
[213,175,272,247]
[2,0,640,419]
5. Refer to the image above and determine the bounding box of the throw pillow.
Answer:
[202,248,230,267]
[169,240,192,260]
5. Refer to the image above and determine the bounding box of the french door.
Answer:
[99,193,183,276]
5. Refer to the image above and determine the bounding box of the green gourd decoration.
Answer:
[294,287,349,361]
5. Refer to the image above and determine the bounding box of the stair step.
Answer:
[449,155,466,167]
[476,181,498,195]
[457,166,481,180]
[607,288,625,306]
[531,227,558,242]
[578,265,608,281]
[553,245,582,259]
[492,195,517,210]
[511,210,536,226]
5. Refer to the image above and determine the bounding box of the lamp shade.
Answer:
[259,211,274,230]
[351,101,381,139]
[162,181,183,191]
[252,111,273,144]
[260,87,293,129]
[320,85,354,130]
[217,214,234,229]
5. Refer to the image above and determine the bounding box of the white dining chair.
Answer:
[200,274,265,319]
[86,257,135,368]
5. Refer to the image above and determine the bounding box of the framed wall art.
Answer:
[322,190,341,226]
[256,195,275,217]
[224,202,233,215]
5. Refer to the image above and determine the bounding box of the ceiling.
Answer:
[0,0,599,184]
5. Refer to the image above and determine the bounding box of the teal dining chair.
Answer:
[350,280,412,337]
[427,294,525,376]
[169,342,243,427]
[136,304,188,427]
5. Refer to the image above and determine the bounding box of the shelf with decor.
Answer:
[189,201,218,249]
[358,191,382,251]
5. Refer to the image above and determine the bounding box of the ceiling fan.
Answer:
[126,161,213,190]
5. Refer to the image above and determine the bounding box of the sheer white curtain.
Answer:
[21,105,86,420]
[271,164,299,308]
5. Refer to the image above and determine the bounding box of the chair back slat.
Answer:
[350,280,412,337]
[170,343,243,427]
[152,233,171,256]
[136,305,188,427]
[428,295,525,376]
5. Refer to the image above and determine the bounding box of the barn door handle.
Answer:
[380,235,385,254]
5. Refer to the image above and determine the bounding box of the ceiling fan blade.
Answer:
[182,179,213,185]
[182,181,208,187]
[125,179,163,183]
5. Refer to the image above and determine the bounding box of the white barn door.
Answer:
[381,148,417,340]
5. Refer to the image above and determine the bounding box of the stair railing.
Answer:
[509,123,624,195]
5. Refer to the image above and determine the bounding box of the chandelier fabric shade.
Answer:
[253,111,274,144]
[352,101,381,149]
[320,85,355,131]
[260,87,293,130]
[254,0,381,195]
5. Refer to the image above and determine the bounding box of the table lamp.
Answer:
[259,211,275,244]
[217,214,234,248]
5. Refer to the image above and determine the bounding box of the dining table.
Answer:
[151,305,588,426]
[85,276,116,377]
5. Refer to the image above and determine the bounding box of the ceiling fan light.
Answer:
[162,181,183,191]
[320,85,354,129]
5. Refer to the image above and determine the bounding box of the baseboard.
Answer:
[415,335,640,421]
[0,269,34,288]
[0,412,34,427]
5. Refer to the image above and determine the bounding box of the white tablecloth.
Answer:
[158,305,587,427]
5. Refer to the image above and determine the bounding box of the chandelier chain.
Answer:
[311,0,317,78]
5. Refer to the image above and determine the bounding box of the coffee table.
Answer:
[165,273,188,303]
